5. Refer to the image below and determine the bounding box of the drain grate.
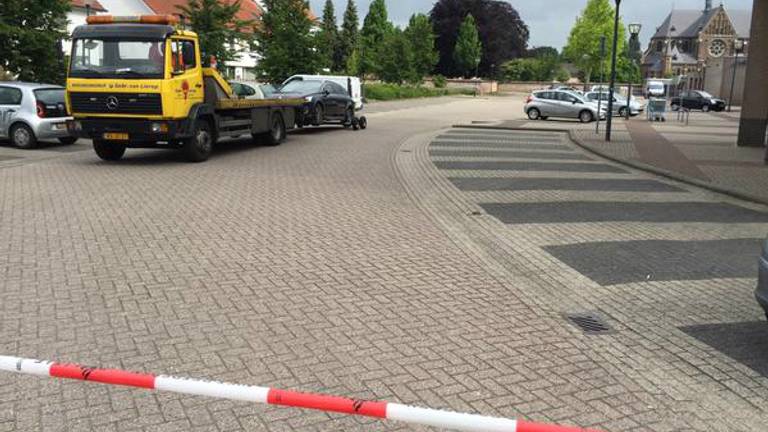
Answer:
[564,312,614,335]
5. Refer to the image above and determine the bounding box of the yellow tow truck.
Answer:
[66,15,302,162]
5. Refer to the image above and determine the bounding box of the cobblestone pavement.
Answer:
[398,126,768,431]
[1,96,767,432]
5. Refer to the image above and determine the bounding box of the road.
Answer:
[1,96,767,432]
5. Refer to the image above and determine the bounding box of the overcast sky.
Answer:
[308,0,754,50]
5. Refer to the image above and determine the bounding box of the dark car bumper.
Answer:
[67,118,191,146]
[755,240,768,317]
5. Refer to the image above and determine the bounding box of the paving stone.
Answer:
[449,177,686,193]
[429,149,589,161]
[435,161,627,173]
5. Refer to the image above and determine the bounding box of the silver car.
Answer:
[229,80,277,100]
[524,90,606,123]
[0,82,77,149]
[584,91,645,117]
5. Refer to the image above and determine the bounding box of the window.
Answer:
[331,82,348,95]
[171,39,197,73]
[70,39,165,79]
[556,92,578,103]
[232,83,256,97]
[709,39,726,57]
[0,87,22,105]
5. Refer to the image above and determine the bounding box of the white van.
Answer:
[282,75,363,111]
[646,80,666,97]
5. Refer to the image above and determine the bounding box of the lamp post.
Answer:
[625,23,642,120]
[727,39,746,112]
[595,36,606,133]
[605,0,621,142]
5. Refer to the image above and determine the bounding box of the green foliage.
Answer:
[318,0,339,71]
[453,14,482,78]
[338,0,359,74]
[256,0,320,82]
[0,0,69,84]
[178,0,255,66]
[554,67,571,82]
[359,0,393,75]
[501,49,566,82]
[377,28,419,85]
[527,46,559,58]
[433,74,447,88]
[616,44,641,84]
[404,14,438,78]
[562,0,626,83]
[364,83,473,100]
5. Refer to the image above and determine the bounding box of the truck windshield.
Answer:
[70,39,165,79]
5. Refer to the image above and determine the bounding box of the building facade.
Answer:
[641,0,751,101]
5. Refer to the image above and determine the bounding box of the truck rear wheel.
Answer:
[184,119,214,162]
[93,140,126,161]
[257,113,285,147]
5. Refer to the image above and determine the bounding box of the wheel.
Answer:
[527,108,541,120]
[312,104,324,126]
[702,104,710,112]
[183,119,214,162]
[579,110,594,123]
[10,124,37,149]
[259,113,285,146]
[93,140,126,161]
[671,103,680,111]
[358,116,367,130]
[618,107,628,117]
[58,137,78,145]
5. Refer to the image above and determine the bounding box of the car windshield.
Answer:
[70,39,165,79]
[260,84,276,97]
[279,80,323,95]
[33,88,65,104]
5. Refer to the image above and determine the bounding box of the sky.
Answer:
[308,0,754,51]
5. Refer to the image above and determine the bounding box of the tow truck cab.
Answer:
[66,15,298,162]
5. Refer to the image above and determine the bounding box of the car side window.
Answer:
[0,87,22,105]
[333,83,347,95]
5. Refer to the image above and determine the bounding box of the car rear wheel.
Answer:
[258,113,286,146]
[313,104,324,126]
[93,140,126,161]
[183,119,214,163]
[618,107,628,117]
[527,108,541,120]
[10,124,37,149]
[579,110,594,123]
[702,104,710,112]
[58,137,78,145]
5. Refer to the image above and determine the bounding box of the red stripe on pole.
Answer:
[267,388,387,418]
[517,420,600,432]
[49,363,155,389]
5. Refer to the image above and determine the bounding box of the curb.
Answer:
[453,123,768,207]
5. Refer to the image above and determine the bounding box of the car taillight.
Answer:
[36,102,46,118]
[525,96,533,103]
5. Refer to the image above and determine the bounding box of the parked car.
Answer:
[274,79,355,127]
[525,90,606,123]
[548,85,583,95]
[229,80,277,100]
[282,75,363,111]
[645,80,666,97]
[756,238,768,321]
[670,90,726,112]
[585,91,644,117]
[0,82,77,149]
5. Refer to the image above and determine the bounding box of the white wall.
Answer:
[96,0,153,15]
[63,9,90,54]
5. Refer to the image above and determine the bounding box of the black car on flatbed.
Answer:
[670,90,726,112]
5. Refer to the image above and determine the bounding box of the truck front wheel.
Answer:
[93,140,126,161]
[184,119,214,162]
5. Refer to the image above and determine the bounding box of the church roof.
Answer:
[652,7,752,40]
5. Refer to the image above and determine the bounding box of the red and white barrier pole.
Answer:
[0,355,598,432]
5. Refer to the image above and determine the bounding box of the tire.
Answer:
[579,110,594,123]
[618,107,628,117]
[527,108,541,120]
[702,104,710,112]
[312,104,324,126]
[671,103,680,111]
[183,119,214,163]
[259,113,286,146]
[358,116,367,130]
[93,140,126,161]
[10,124,37,149]
[58,137,78,145]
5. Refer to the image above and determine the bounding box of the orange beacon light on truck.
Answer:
[85,15,180,25]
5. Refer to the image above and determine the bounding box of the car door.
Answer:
[558,92,581,118]
[0,86,23,138]
[681,91,696,109]
[539,92,561,117]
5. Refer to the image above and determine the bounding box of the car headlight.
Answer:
[304,96,313,102]
[150,122,169,133]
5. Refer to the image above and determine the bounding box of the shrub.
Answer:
[364,83,473,101]
[433,74,447,88]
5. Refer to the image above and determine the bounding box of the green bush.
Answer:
[433,74,447,88]
[364,83,474,101]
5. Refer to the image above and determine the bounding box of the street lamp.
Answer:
[625,23,642,120]
[605,0,621,142]
[727,39,747,112]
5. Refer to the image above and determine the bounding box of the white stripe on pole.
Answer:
[155,376,270,403]
[386,403,518,432]
[0,356,52,376]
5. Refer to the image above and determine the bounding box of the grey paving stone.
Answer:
[435,161,627,173]
[449,177,686,192]
[429,149,589,161]
[544,238,763,285]
[435,135,563,144]
[431,140,573,151]
[481,201,768,224]
[681,321,768,378]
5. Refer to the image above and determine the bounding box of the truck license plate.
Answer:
[104,132,129,141]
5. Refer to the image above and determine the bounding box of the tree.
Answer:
[431,0,528,78]
[453,14,482,78]
[0,0,69,84]
[562,0,626,85]
[527,46,559,59]
[318,0,339,71]
[359,0,393,76]
[404,14,438,80]
[338,0,360,74]
[178,0,256,66]
[378,29,418,85]
[256,0,320,82]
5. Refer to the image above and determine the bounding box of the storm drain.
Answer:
[564,312,614,335]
